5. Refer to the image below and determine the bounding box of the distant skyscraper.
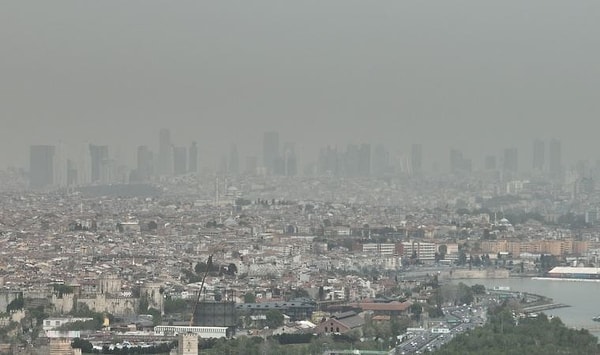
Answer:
[89,144,109,183]
[67,159,78,186]
[342,143,371,177]
[549,139,562,177]
[245,156,257,175]
[484,155,497,170]
[262,131,280,174]
[136,145,153,181]
[218,155,228,175]
[229,144,239,175]
[158,128,173,176]
[173,146,187,175]
[283,142,297,177]
[318,146,340,176]
[189,141,198,173]
[29,145,55,188]
[503,148,518,173]
[411,144,423,174]
[533,139,545,171]
[450,149,471,173]
[54,141,68,188]
[372,144,389,177]
[358,144,371,177]
[344,144,360,177]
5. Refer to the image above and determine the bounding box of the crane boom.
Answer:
[189,255,213,327]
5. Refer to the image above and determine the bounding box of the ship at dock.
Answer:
[541,266,600,281]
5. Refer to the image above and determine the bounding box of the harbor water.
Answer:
[452,278,600,339]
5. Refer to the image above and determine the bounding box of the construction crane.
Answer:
[189,255,213,326]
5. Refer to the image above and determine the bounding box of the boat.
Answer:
[592,315,600,322]
[493,286,511,291]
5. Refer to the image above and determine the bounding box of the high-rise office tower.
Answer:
[484,155,497,170]
[229,144,239,175]
[262,131,280,174]
[245,156,257,175]
[411,144,423,174]
[54,141,68,188]
[218,155,228,175]
[549,139,562,177]
[189,141,198,174]
[67,159,78,186]
[173,146,187,175]
[283,142,297,177]
[344,144,360,177]
[158,128,173,176]
[503,148,518,173]
[533,139,545,171]
[450,149,471,173]
[318,146,340,176]
[29,145,55,188]
[89,144,109,183]
[371,144,389,177]
[358,144,371,177]
[136,145,154,181]
[450,149,462,173]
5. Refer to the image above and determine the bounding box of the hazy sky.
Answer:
[1,1,599,170]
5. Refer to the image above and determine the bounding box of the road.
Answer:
[393,304,487,354]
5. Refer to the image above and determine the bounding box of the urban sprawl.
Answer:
[1,132,598,354]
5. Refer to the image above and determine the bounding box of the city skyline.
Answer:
[5,127,584,174]
[3,1,600,353]
[25,131,580,189]
[2,1,600,171]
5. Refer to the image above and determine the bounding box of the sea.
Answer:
[452,278,600,340]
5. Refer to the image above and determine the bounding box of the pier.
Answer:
[522,303,570,314]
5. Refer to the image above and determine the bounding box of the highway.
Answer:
[393,304,487,354]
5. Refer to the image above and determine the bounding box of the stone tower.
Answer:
[99,274,121,295]
[177,333,198,355]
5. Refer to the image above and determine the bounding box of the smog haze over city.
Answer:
[4,2,600,355]
[1,1,600,171]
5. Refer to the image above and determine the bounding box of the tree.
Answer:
[438,244,448,258]
[288,288,310,300]
[6,295,24,312]
[138,296,149,314]
[457,283,474,305]
[227,263,238,276]
[437,304,599,355]
[164,298,188,314]
[457,249,467,266]
[410,304,423,321]
[71,338,93,353]
[471,284,486,295]
[265,310,285,329]
[390,316,409,336]
[427,305,445,318]
[318,286,325,301]
[147,307,162,326]
[147,220,158,230]
[29,305,48,327]
[244,292,256,303]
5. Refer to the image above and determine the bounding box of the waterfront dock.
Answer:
[522,303,570,314]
